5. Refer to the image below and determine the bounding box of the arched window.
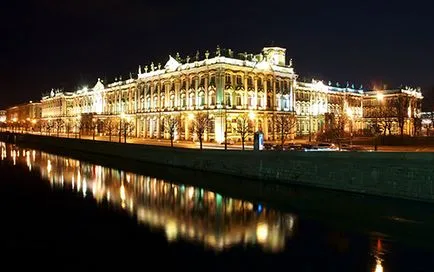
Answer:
[146,97,151,109]
[258,93,264,108]
[225,92,232,107]
[181,94,186,108]
[153,97,158,109]
[247,92,254,107]
[198,92,205,106]
[189,93,194,107]
[209,92,216,106]
[170,95,175,108]
[236,93,242,106]
[161,96,165,109]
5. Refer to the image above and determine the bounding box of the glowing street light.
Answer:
[188,113,195,121]
[248,111,255,121]
[376,92,384,102]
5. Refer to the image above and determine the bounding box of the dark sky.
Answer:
[2,0,434,109]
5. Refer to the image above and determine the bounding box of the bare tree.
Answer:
[191,112,211,150]
[104,118,117,142]
[393,95,410,139]
[275,114,297,149]
[89,118,100,140]
[165,116,180,147]
[319,113,348,147]
[124,120,135,143]
[65,121,72,138]
[54,118,64,137]
[235,113,252,150]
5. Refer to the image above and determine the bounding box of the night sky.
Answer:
[2,0,434,109]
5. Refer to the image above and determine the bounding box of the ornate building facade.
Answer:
[36,46,423,142]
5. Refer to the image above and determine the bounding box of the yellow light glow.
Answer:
[31,119,37,124]
[376,93,384,102]
[256,222,269,243]
[47,159,52,173]
[346,108,353,118]
[165,220,178,242]
[188,113,195,121]
[120,184,126,201]
[374,259,383,272]
[248,111,255,120]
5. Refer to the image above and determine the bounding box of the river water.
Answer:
[1,141,434,271]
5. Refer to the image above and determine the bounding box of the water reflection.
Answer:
[0,142,296,252]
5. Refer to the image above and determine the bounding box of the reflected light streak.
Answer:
[374,259,383,272]
[1,142,296,252]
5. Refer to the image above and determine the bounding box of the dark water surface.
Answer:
[1,142,434,271]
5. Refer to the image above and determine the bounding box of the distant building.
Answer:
[363,87,423,136]
[0,110,5,123]
[5,101,42,131]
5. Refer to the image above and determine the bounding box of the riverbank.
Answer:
[2,132,434,204]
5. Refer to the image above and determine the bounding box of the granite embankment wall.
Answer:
[2,132,434,203]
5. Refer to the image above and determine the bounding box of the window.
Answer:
[198,92,205,106]
[199,78,205,87]
[236,75,242,86]
[189,93,194,107]
[258,94,264,108]
[247,93,254,107]
[160,96,165,109]
[181,94,186,107]
[257,78,263,89]
[209,92,216,106]
[225,92,232,107]
[225,74,231,85]
[209,76,216,87]
[146,98,151,109]
[247,77,253,88]
[236,93,242,106]
[170,95,175,108]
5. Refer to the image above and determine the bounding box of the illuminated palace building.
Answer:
[36,46,422,141]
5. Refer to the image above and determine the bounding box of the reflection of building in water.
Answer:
[1,143,296,252]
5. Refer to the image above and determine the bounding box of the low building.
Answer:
[363,87,423,136]
[5,101,42,132]
[0,110,5,123]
